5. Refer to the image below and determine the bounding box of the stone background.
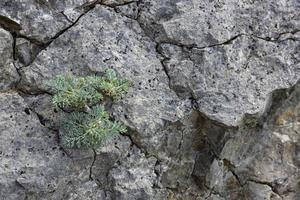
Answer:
[0,0,299,199]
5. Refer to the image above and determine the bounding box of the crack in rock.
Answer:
[247,179,283,199]
[89,149,97,180]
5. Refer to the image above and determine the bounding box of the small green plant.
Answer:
[46,69,130,148]
[60,105,127,148]
[46,69,130,109]
[96,69,131,99]
[46,75,103,109]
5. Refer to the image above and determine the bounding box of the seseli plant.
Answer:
[45,69,130,149]
[60,105,127,148]
[46,69,130,109]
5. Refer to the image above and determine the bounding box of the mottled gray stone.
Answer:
[204,83,300,200]
[22,93,63,130]
[137,0,183,40]
[0,92,101,199]
[65,181,108,200]
[0,0,94,42]
[15,38,42,66]
[91,135,131,188]
[160,36,300,126]
[246,182,281,200]
[0,28,19,90]
[115,2,139,19]
[19,5,189,152]
[1,0,300,199]
[108,146,167,200]
[139,0,300,46]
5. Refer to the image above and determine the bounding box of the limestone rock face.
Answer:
[160,36,300,126]
[0,92,92,199]
[202,84,300,200]
[0,28,19,90]
[0,0,94,42]
[0,0,299,199]
[108,146,167,200]
[139,0,300,46]
[18,5,190,153]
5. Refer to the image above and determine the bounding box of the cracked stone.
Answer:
[91,135,131,188]
[0,28,19,90]
[138,0,300,46]
[108,146,167,200]
[0,0,96,43]
[159,35,300,126]
[1,0,300,199]
[205,83,300,199]
[102,0,139,7]
[0,92,102,199]
[18,4,190,155]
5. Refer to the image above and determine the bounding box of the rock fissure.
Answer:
[60,11,74,24]
[89,149,97,180]
[247,179,283,199]
[156,29,300,52]
[99,0,137,7]
[0,15,21,34]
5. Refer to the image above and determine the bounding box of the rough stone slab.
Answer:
[0,28,19,90]
[92,135,131,187]
[139,0,300,46]
[108,146,167,200]
[0,0,94,42]
[205,83,300,199]
[0,92,100,199]
[1,0,300,199]
[161,36,300,126]
[19,5,190,147]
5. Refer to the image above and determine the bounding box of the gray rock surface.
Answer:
[0,92,93,199]
[0,28,19,90]
[18,5,190,146]
[0,0,95,42]
[0,0,299,199]
[202,84,300,199]
[160,36,300,126]
[108,146,167,200]
[138,0,300,45]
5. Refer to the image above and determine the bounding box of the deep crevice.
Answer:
[0,15,22,33]
[155,43,174,94]
[60,11,74,23]
[247,179,283,199]
[9,1,99,68]
[12,32,17,60]
[98,0,137,8]
[42,3,97,52]
[154,29,300,53]
[89,148,97,180]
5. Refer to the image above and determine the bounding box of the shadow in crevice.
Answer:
[191,111,236,189]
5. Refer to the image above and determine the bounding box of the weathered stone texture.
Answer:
[0,0,299,199]
[0,28,19,90]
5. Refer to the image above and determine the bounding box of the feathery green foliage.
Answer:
[46,69,130,109]
[46,69,130,149]
[46,75,103,109]
[60,105,127,148]
[97,69,131,99]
